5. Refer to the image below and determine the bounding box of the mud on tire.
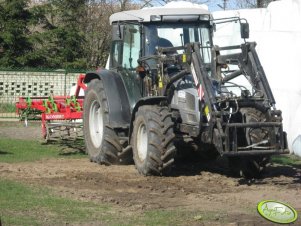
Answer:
[131,105,176,176]
[83,79,126,165]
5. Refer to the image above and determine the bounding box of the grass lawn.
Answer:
[0,179,113,225]
[0,138,86,163]
[271,154,301,169]
[0,103,16,113]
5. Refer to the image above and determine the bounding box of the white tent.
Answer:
[213,0,301,156]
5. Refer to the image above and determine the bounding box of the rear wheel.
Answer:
[229,108,271,178]
[83,79,126,165]
[132,105,176,176]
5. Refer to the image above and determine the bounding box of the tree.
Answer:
[23,0,88,69]
[0,0,144,69]
[83,0,139,68]
[235,0,275,8]
[41,0,88,68]
[83,1,112,68]
[0,0,33,67]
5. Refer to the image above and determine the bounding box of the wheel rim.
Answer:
[89,100,103,148]
[136,122,148,161]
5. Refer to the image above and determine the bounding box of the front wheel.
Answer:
[131,105,176,176]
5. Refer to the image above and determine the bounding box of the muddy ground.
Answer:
[1,122,301,225]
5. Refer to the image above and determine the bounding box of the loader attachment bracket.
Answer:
[222,121,288,156]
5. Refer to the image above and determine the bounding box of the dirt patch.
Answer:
[1,122,301,225]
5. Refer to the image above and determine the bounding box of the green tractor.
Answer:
[83,3,288,178]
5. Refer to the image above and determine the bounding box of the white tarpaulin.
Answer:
[213,0,301,156]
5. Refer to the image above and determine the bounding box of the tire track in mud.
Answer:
[1,158,300,212]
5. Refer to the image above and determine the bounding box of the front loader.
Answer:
[83,3,288,178]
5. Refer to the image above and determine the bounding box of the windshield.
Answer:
[144,23,212,63]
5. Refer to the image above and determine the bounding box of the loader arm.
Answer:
[157,41,288,156]
[184,42,288,156]
[218,43,276,107]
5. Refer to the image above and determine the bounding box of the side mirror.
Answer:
[240,22,249,39]
[112,24,124,41]
[213,23,216,32]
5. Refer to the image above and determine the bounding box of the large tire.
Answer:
[131,105,176,176]
[240,108,270,146]
[83,79,124,165]
[229,108,271,178]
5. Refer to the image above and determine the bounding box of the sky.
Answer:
[146,0,241,13]
[207,0,239,11]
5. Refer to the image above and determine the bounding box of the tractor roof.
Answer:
[110,1,210,24]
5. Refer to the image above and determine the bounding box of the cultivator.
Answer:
[16,74,86,141]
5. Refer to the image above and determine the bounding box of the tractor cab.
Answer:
[109,3,213,105]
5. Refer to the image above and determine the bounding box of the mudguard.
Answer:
[84,70,131,128]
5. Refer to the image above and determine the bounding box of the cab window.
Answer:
[110,24,141,70]
[122,24,140,69]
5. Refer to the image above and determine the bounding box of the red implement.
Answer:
[16,74,86,140]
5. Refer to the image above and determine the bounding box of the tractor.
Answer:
[83,2,288,178]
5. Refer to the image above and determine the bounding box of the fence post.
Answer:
[64,69,67,96]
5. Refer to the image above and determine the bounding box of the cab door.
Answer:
[110,23,142,110]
